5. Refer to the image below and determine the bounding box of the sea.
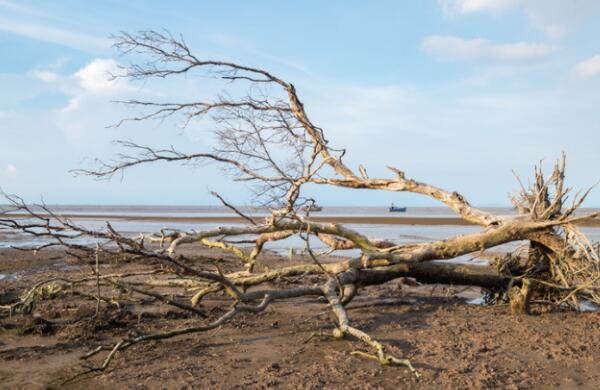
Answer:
[1,205,599,263]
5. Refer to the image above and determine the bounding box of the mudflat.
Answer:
[1,248,599,389]
[4,212,600,226]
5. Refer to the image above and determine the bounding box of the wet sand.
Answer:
[1,248,600,389]
[4,213,600,226]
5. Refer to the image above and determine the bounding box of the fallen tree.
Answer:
[1,30,599,379]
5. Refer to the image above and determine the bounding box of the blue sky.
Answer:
[1,0,600,207]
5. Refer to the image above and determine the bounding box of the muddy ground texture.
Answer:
[1,247,599,389]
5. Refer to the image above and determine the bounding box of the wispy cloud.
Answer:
[0,0,35,13]
[5,164,17,174]
[422,35,556,63]
[31,70,59,82]
[0,110,16,119]
[523,0,600,39]
[571,55,600,81]
[438,0,518,15]
[0,16,109,51]
[306,77,600,204]
[439,0,600,38]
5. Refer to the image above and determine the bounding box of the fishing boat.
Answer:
[303,204,323,212]
[388,204,407,212]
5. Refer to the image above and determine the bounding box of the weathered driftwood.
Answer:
[1,30,599,379]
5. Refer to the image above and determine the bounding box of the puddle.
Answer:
[0,272,18,281]
[466,296,598,312]
[467,297,486,306]
[52,262,82,272]
[578,300,599,312]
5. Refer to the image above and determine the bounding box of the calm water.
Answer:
[1,206,599,261]
[0,204,543,218]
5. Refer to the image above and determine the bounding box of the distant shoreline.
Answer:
[4,213,600,226]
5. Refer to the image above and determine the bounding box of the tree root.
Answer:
[323,273,420,378]
[351,350,419,377]
[1,31,599,387]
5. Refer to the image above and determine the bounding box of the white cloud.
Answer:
[58,59,132,139]
[5,164,17,174]
[571,55,600,81]
[439,0,518,15]
[74,59,124,93]
[524,0,600,39]
[422,35,556,63]
[58,58,168,142]
[439,0,600,38]
[0,110,16,119]
[31,70,59,82]
[0,16,109,51]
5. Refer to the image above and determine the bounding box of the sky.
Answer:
[1,0,599,207]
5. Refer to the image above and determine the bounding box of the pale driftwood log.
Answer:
[1,30,599,379]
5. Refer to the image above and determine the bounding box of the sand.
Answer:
[1,248,600,389]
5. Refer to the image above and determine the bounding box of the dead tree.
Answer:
[1,30,599,377]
